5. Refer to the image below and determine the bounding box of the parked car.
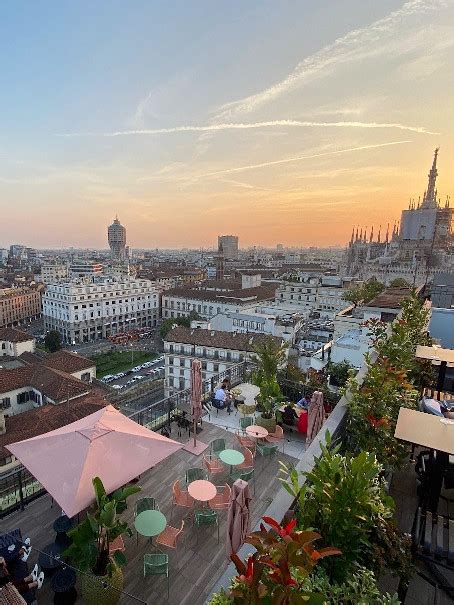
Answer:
[111,385,122,390]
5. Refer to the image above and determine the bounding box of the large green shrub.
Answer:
[280,435,394,584]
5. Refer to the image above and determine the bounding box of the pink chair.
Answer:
[230,448,254,482]
[109,535,125,554]
[170,480,194,522]
[156,519,184,550]
[203,454,224,476]
[266,425,285,452]
[209,484,231,510]
[235,431,256,454]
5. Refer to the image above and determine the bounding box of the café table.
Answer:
[245,425,268,439]
[219,449,245,475]
[134,509,167,543]
[52,566,77,605]
[38,543,64,576]
[394,407,454,512]
[53,515,73,547]
[188,479,217,508]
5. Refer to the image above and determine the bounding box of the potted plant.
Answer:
[252,337,288,433]
[64,477,141,605]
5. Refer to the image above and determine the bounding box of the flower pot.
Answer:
[256,415,276,433]
[81,563,123,605]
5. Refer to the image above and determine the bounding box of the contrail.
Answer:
[194,140,413,179]
[57,120,438,137]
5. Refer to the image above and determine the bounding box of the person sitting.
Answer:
[0,555,44,594]
[296,395,309,409]
[282,404,298,427]
[214,385,232,413]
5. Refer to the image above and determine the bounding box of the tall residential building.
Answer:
[43,277,160,344]
[108,216,127,260]
[218,235,239,260]
[0,288,42,328]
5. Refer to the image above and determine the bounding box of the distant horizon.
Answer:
[1,1,453,248]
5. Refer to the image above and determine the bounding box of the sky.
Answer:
[1,0,454,249]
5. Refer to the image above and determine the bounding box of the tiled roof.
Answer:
[0,327,34,343]
[43,350,95,374]
[165,326,282,351]
[1,393,107,459]
[163,284,277,304]
[366,288,411,309]
[0,365,90,402]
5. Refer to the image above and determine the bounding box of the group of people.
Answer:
[280,394,311,432]
[0,538,45,597]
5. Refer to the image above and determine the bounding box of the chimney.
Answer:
[0,410,5,435]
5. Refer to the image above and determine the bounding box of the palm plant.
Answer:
[252,338,288,419]
[64,477,141,577]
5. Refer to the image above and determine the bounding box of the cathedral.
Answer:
[345,149,453,284]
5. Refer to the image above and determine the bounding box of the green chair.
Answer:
[135,497,159,544]
[144,553,169,598]
[185,467,206,485]
[210,438,226,458]
[256,441,278,458]
[239,417,253,432]
[240,468,255,496]
[194,509,219,544]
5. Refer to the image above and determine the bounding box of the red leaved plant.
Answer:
[230,516,340,604]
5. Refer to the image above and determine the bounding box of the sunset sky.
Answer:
[1,0,454,249]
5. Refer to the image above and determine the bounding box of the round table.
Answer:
[246,425,268,439]
[219,449,245,474]
[52,567,77,604]
[38,543,64,575]
[53,515,73,547]
[134,509,167,538]
[188,479,217,503]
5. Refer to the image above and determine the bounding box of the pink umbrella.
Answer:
[6,405,183,518]
[226,479,251,557]
[306,390,325,446]
[191,359,203,448]
[183,359,209,455]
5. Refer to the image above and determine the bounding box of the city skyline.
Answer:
[1,1,454,248]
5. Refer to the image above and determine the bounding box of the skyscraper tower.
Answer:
[108,216,126,260]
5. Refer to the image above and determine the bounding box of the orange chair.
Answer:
[156,519,184,550]
[266,425,285,452]
[235,431,256,454]
[109,535,125,554]
[203,454,225,476]
[209,484,231,510]
[230,448,254,481]
[170,480,194,522]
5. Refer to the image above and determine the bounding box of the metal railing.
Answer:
[0,361,251,519]
[0,360,341,519]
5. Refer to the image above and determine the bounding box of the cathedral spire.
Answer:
[422,148,439,209]
[369,226,374,243]
[355,226,359,241]
[377,225,381,243]
[385,223,389,243]
[350,227,355,244]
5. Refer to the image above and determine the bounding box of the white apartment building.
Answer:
[164,326,284,392]
[161,281,276,322]
[210,310,302,344]
[41,262,69,284]
[0,328,35,358]
[275,281,318,311]
[43,278,160,344]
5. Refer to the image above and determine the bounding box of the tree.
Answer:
[389,278,411,288]
[45,330,62,352]
[343,278,385,307]
[252,337,288,418]
[159,311,201,339]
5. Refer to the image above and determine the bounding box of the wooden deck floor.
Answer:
[1,422,298,605]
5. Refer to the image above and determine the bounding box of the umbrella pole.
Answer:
[193,416,197,448]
